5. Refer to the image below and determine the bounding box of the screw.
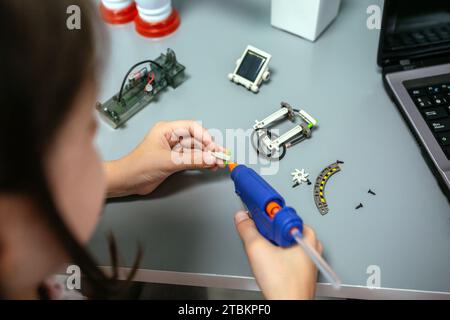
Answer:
[337,160,344,164]
[368,189,376,195]
[355,203,363,210]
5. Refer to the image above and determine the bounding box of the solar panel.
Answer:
[236,50,267,82]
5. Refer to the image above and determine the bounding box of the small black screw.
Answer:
[368,189,376,195]
[337,160,344,164]
[292,182,300,188]
[355,203,363,210]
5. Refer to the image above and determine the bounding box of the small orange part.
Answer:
[134,9,180,38]
[266,201,281,219]
[228,162,238,172]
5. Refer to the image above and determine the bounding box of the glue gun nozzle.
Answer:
[227,162,238,172]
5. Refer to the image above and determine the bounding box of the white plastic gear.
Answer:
[291,168,310,185]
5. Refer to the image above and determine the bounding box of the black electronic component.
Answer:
[96,49,186,129]
[313,161,343,215]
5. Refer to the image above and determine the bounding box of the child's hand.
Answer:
[105,120,226,197]
[234,211,322,300]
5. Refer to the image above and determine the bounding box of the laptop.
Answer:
[379,0,450,199]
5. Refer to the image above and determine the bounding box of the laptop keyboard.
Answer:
[409,83,450,160]
[387,23,450,52]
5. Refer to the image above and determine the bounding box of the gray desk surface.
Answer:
[90,0,450,299]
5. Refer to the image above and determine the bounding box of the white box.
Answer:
[271,0,341,42]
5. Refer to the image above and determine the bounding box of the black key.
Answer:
[427,85,441,94]
[429,119,450,133]
[411,32,425,40]
[437,132,450,146]
[415,96,433,108]
[428,36,440,42]
[440,32,450,40]
[413,40,427,46]
[444,146,450,159]
[431,94,447,105]
[437,29,450,38]
[410,88,426,96]
[414,38,427,45]
[400,35,413,43]
[387,36,402,48]
[391,43,407,50]
[440,84,450,92]
[423,108,448,120]
[424,30,436,38]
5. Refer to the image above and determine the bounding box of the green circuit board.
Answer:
[96,49,186,129]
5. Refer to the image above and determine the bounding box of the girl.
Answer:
[0,0,322,299]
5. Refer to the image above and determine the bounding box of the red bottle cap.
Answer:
[100,2,138,25]
[134,9,180,38]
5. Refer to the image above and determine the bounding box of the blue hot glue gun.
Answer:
[228,162,341,288]
[229,163,303,247]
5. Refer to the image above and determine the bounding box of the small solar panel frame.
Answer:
[228,45,272,93]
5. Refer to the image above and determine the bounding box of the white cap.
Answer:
[135,0,172,23]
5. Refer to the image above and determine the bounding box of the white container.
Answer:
[271,0,341,42]
[101,0,134,11]
[135,0,172,23]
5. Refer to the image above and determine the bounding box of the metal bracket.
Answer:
[252,102,317,159]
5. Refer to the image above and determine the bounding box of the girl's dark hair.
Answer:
[0,0,140,299]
